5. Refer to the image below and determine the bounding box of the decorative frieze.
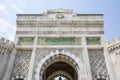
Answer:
[17,20,103,27]
[17,14,103,21]
[16,31,104,35]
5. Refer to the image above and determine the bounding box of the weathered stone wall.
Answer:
[107,37,120,80]
[0,37,15,80]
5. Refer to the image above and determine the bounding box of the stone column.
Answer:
[3,48,17,80]
[27,36,37,80]
[82,36,92,80]
[0,49,9,79]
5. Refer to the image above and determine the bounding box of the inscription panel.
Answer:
[86,37,100,45]
[19,37,34,45]
[37,37,81,45]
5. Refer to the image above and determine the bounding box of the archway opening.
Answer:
[52,76,69,80]
[15,79,24,80]
[36,51,81,80]
[43,61,77,80]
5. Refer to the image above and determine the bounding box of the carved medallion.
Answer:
[56,14,64,19]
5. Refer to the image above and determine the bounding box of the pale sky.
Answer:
[0,0,120,41]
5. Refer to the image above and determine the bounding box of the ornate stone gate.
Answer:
[7,9,110,80]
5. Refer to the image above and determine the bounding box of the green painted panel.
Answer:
[19,37,34,45]
[38,37,81,45]
[87,37,100,45]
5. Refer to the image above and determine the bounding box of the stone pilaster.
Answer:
[3,48,17,80]
[82,37,92,80]
[27,36,37,80]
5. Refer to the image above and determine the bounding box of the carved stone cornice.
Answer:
[17,20,103,27]
[16,31,104,35]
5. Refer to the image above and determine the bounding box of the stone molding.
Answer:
[16,31,104,35]
[17,20,103,27]
[47,9,73,13]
